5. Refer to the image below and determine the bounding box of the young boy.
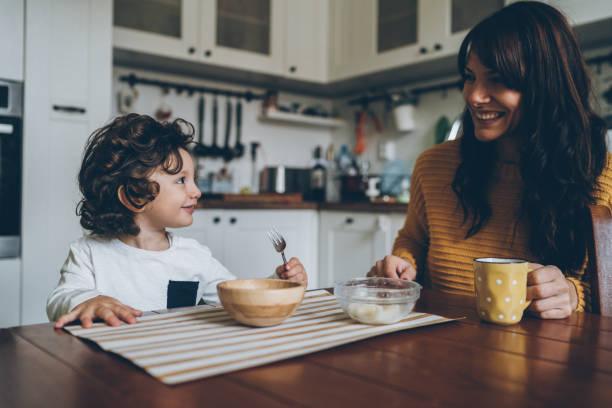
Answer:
[47,114,307,328]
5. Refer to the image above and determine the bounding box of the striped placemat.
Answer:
[65,290,456,384]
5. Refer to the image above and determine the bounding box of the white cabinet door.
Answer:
[328,0,377,81]
[221,210,318,288]
[199,0,286,75]
[21,0,112,324]
[329,0,507,81]
[0,258,20,328]
[284,0,328,82]
[0,0,24,81]
[319,211,394,287]
[426,0,507,61]
[195,209,226,260]
[113,0,200,61]
[365,0,425,75]
[177,209,318,288]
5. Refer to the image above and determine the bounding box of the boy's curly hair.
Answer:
[77,114,194,237]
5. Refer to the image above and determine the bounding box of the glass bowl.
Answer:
[334,277,422,325]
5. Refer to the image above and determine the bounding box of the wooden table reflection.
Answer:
[2,289,611,407]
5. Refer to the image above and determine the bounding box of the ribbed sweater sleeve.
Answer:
[392,153,429,276]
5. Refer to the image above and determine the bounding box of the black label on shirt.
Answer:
[167,280,199,309]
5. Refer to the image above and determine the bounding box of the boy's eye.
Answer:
[177,177,185,184]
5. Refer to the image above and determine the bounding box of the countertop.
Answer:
[197,199,409,213]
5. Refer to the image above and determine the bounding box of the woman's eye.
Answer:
[462,72,475,82]
[177,177,185,184]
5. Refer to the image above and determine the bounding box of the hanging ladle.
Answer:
[221,97,234,162]
[209,94,222,157]
[193,94,208,156]
[232,100,245,159]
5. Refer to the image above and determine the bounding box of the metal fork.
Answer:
[267,227,287,267]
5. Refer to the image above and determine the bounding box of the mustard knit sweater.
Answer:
[392,140,612,312]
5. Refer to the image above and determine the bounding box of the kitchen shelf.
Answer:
[258,108,345,128]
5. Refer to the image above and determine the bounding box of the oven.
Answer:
[0,80,23,258]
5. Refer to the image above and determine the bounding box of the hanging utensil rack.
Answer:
[118,73,265,101]
[347,79,463,107]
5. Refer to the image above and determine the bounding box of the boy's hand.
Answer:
[275,257,308,286]
[54,295,142,329]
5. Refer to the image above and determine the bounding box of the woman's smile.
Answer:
[181,205,195,214]
[472,110,505,122]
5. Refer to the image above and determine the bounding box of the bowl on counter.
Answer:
[334,277,422,325]
[217,279,306,327]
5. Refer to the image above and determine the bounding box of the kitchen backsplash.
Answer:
[112,66,336,193]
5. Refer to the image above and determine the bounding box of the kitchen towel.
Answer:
[65,290,456,384]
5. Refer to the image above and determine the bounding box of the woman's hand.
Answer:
[275,257,308,286]
[366,255,417,280]
[526,263,578,319]
[54,295,142,329]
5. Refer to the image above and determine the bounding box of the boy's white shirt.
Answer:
[47,233,276,322]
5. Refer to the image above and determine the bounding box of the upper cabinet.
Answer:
[114,0,329,80]
[199,0,285,75]
[113,0,612,87]
[329,0,505,81]
[113,0,200,60]
[284,0,329,83]
[0,0,24,81]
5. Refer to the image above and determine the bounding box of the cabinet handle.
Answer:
[419,47,428,55]
[229,217,237,224]
[204,50,212,57]
[188,47,196,54]
[213,216,221,224]
[52,105,86,114]
[434,43,442,51]
[345,217,354,224]
[289,66,297,73]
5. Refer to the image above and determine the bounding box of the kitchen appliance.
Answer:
[0,79,23,258]
[340,174,368,202]
[259,166,311,196]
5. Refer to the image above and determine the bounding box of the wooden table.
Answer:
[2,289,611,407]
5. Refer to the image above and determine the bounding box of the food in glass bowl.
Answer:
[334,277,422,324]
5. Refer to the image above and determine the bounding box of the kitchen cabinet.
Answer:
[0,0,24,81]
[21,0,112,324]
[114,0,286,76]
[318,211,407,287]
[200,0,286,75]
[284,0,329,82]
[328,0,505,81]
[171,209,319,289]
[113,0,200,61]
[0,258,20,327]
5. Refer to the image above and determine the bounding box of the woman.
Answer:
[367,1,612,318]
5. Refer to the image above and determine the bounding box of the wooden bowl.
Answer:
[217,279,306,327]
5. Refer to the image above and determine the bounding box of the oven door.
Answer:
[0,116,22,257]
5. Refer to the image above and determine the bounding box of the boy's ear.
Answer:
[117,185,146,213]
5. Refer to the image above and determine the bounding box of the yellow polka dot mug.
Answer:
[474,258,532,325]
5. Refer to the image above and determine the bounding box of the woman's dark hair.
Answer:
[77,114,194,237]
[452,1,607,272]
